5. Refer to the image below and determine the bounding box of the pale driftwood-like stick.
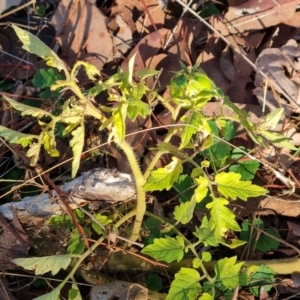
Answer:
[0,168,136,227]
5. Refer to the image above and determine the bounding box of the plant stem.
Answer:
[117,139,146,243]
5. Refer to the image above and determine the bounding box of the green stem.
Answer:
[59,236,105,289]
[117,139,146,243]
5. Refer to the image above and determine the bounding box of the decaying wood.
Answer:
[0,168,136,227]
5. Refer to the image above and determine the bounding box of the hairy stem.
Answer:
[117,139,146,243]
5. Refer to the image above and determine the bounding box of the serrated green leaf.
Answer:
[135,68,159,80]
[258,130,297,150]
[80,61,100,81]
[174,196,196,224]
[141,236,185,263]
[239,265,259,286]
[222,121,236,141]
[70,124,84,178]
[230,147,247,159]
[0,126,37,147]
[249,265,275,296]
[42,130,59,157]
[166,268,201,300]
[68,230,85,255]
[12,24,66,73]
[144,157,183,191]
[223,97,262,145]
[32,68,64,89]
[3,95,53,118]
[206,198,241,240]
[180,112,210,149]
[199,293,213,300]
[263,108,284,129]
[229,160,259,180]
[215,172,267,200]
[112,104,127,140]
[173,174,195,203]
[12,255,71,276]
[92,214,113,235]
[223,239,247,249]
[33,286,61,300]
[127,100,151,121]
[193,216,218,247]
[240,219,280,252]
[214,256,244,289]
[194,176,209,203]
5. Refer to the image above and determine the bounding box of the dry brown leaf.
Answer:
[145,53,182,92]
[135,0,165,33]
[50,0,112,70]
[121,28,169,72]
[260,196,300,217]
[254,39,300,115]
[224,0,299,35]
[199,16,231,92]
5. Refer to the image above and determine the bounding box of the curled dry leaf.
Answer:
[254,39,300,115]
[224,0,299,35]
[109,14,133,63]
[50,0,112,70]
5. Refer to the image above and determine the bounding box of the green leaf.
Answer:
[173,174,195,203]
[0,126,37,147]
[0,80,12,91]
[135,68,159,80]
[223,97,261,145]
[42,130,59,157]
[32,68,64,89]
[141,236,185,263]
[144,157,183,191]
[180,112,210,149]
[193,216,218,247]
[258,130,297,150]
[263,108,284,129]
[92,214,113,235]
[206,198,241,240]
[69,124,85,178]
[166,268,202,300]
[239,265,259,286]
[202,252,212,262]
[112,104,127,140]
[222,120,236,141]
[230,147,247,159]
[199,293,213,300]
[240,219,280,252]
[127,100,151,121]
[174,196,196,224]
[193,176,209,203]
[215,172,267,200]
[214,256,244,289]
[68,230,85,255]
[12,255,71,276]
[68,283,82,300]
[33,286,61,300]
[34,4,46,16]
[147,274,163,292]
[249,265,275,296]
[229,160,259,180]
[3,95,53,118]
[12,24,66,73]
